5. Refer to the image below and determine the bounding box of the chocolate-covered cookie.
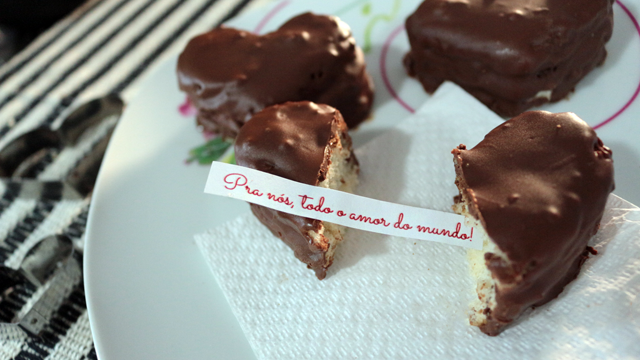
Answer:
[405,0,614,117]
[235,101,359,280]
[452,111,614,335]
[178,13,374,139]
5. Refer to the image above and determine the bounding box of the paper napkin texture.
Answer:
[195,82,640,360]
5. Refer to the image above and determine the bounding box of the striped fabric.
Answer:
[0,0,265,358]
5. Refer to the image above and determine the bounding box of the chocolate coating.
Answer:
[452,111,614,335]
[177,12,374,138]
[405,0,614,117]
[235,101,354,280]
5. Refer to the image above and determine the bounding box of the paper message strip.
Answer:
[205,162,482,250]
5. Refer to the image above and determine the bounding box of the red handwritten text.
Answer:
[245,186,263,197]
[299,195,334,214]
[416,222,473,240]
[393,213,413,230]
[223,173,248,190]
[348,213,391,226]
[337,210,347,217]
[268,193,294,208]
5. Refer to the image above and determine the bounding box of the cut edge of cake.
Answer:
[452,149,516,335]
[311,127,360,275]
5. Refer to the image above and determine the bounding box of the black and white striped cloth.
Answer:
[0,0,266,358]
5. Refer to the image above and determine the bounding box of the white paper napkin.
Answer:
[195,82,640,360]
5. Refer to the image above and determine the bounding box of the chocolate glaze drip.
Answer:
[452,111,614,335]
[177,12,374,139]
[405,0,614,117]
[235,101,354,280]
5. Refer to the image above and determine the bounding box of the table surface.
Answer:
[1,0,639,359]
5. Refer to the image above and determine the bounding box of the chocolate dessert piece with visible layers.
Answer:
[177,12,374,139]
[452,111,614,335]
[235,101,359,280]
[404,0,614,117]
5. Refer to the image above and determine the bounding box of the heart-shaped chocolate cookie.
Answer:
[177,12,374,139]
[452,110,615,335]
[235,101,359,280]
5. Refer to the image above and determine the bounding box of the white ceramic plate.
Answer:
[85,1,640,359]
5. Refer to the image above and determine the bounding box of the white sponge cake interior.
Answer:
[452,198,504,329]
[312,131,360,269]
